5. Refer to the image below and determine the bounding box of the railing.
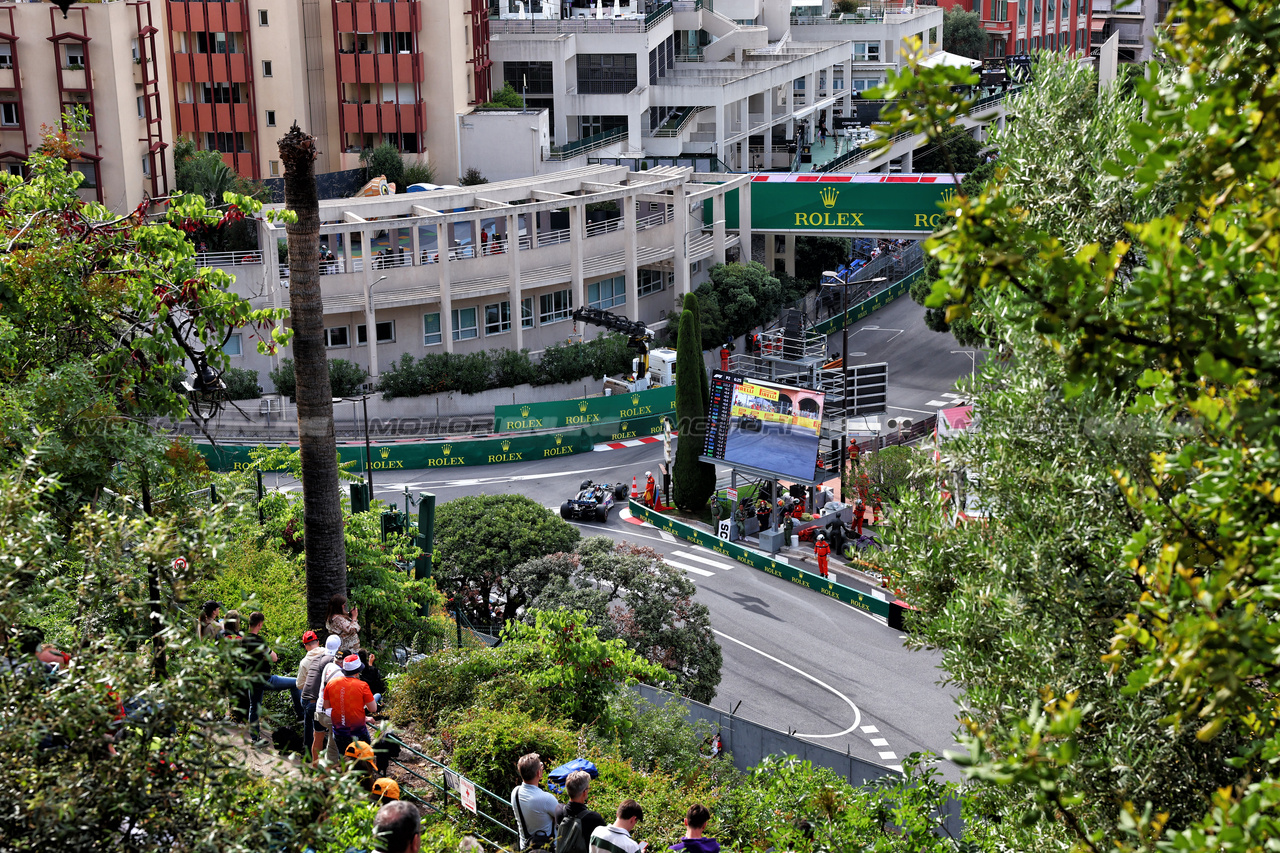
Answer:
[636,209,672,230]
[196,249,262,267]
[652,105,705,137]
[585,216,625,237]
[490,2,670,33]
[546,125,627,161]
[537,226,571,246]
[371,251,414,270]
[382,735,517,850]
[818,130,912,172]
[644,1,673,28]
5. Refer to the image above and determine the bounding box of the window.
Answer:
[205,132,247,153]
[578,115,626,138]
[576,54,637,94]
[5,163,21,177]
[484,301,511,335]
[1062,0,1069,17]
[266,110,276,127]
[1018,0,1026,23]
[587,276,626,310]
[521,297,534,329]
[223,334,243,357]
[851,42,881,62]
[380,32,414,53]
[1032,36,1040,49]
[504,61,554,94]
[195,32,231,54]
[269,160,280,177]
[638,269,669,297]
[1033,0,1040,23]
[73,163,97,188]
[539,289,572,324]
[324,326,350,348]
[142,156,151,177]
[1048,0,1055,19]
[137,96,146,118]
[452,307,478,341]
[262,60,273,77]
[423,312,442,345]
[1016,38,1025,52]
[63,44,85,69]
[851,78,881,92]
[258,9,269,26]
[0,102,18,127]
[1078,0,1085,15]
[0,44,11,70]
[357,320,395,345]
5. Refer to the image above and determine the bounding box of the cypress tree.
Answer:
[672,294,716,511]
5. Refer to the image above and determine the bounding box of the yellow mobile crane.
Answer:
[571,307,677,393]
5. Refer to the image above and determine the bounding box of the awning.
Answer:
[920,50,983,69]
[1091,18,1107,30]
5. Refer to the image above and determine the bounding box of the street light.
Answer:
[822,269,854,499]
[366,274,388,379]
[336,393,375,496]
[950,350,977,385]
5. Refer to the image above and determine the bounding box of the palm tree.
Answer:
[279,123,348,629]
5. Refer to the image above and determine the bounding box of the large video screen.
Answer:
[704,370,826,482]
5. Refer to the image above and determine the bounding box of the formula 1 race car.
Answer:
[739,414,762,431]
[561,479,629,522]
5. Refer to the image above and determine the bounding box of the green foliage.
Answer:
[401,159,437,188]
[533,334,634,387]
[358,142,406,190]
[693,262,784,348]
[941,6,989,59]
[433,494,580,624]
[173,138,269,252]
[793,237,850,290]
[390,646,511,729]
[459,167,488,186]
[443,705,577,795]
[524,537,723,702]
[591,692,723,781]
[912,126,984,175]
[493,347,538,387]
[268,357,366,399]
[482,82,525,109]
[854,445,923,504]
[672,294,714,511]
[222,366,261,400]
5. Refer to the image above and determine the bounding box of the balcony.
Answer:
[334,1,417,34]
[167,1,249,33]
[171,51,251,83]
[340,101,423,132]
[337,52,416,82]
[222,150,256,178]
[176,101,253,132]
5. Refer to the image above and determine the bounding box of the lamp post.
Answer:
[950,349,977,385]
[338,393,375,496]
[366,274,388,379]
[822,269,854,499]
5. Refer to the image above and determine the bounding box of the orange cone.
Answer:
[630,476,640,499]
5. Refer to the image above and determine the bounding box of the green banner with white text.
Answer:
[494,385,676,432]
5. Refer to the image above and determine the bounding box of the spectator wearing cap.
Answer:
[372,800,421,853]
[197,600,223,640]
[345,739,379,789]
[310,634,346,765]
[590,800,644,853]
[372,777,401,802]
[295,630,327,756]
[322,652,377,757]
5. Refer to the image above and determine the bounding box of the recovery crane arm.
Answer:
[572,307,653,378]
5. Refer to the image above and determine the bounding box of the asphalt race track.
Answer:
[721,419,822,481]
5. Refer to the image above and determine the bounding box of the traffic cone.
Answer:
[630,476,640,499]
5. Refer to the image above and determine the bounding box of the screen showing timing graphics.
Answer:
[704,370,825,481]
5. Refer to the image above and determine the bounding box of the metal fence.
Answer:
[633,683,964,837]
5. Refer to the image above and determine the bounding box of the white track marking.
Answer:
[713,629,862,739]
[663,558,716,578]
[675,550,735,571]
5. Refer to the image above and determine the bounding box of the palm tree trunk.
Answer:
[279,123,347,630]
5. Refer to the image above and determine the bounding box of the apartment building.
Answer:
[1088,0,1155,61]
[0,1,172,211]
[227,165,747,388]
[934,0,1093,57]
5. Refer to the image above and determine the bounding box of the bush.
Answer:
[328,358,368,397]
[441,705,577,796]
[450,351,493,395]
[268,358,295,398]
[401,160,436,188]
[222,367,260,400]
[493,348,537,388]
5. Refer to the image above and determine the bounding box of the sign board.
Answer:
[718,174,961,234]
[847,362,889,417]
[726,487,738,504]
[460,778,477,814]
[495,386,676,432]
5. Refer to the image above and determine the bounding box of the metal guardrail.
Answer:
[584,216,625,237]
[652,105,706,137]
[547,126,627,161]
[196,249,262,267]
[382,734,518,851]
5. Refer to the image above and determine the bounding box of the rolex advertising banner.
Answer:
[494,385,676,432]
[627,500,892,619]
[197,429,595,473]
[709,174,960,234]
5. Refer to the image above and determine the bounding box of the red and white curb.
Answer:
[593,435,664,451]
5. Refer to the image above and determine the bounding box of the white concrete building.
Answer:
[229,164,749,389]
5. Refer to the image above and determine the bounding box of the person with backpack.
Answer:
[511,753,561,851]
[558,770,605,853]
[297,631,337,761]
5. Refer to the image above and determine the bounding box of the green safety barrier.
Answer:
[494,385,676,432]
[197,429,596,473]
[579,413,670,444]
[627,500,892,619]
[811,270,920,338]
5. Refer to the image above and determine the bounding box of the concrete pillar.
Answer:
[739,97,750,170]
[739,179,752,264]
[411,222,421,265]
[714,101,726,168]
[765,230,777,270]
[762,85,773,170]
[783,233,796,277]
[360,229,379,378]
[673,184,690,297]
[627,110,643,153]
[901,149,913,174]
[508,212,523,350]
[712,191,726,267]
[624,196,639,321]
[438,223,454,353]
[570,201,585,313]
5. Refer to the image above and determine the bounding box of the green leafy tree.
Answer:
[794,236,851,289]
[671,294,714,511]
[459,167,488,186]
[912,126,984,175]
[433,493,580,624]
[522,537,723,702]
[880,4,1280,850]
[358,142,406,191]
[401,159,437,188]
[942,6,989,59]
[694,262,784,348]
[481,82,524,109]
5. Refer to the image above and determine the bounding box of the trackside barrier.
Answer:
[627,500,903,622]
[631,683,964,838]
[382,734,517,851]
[811,267,923,338]
[494,385,676,432]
